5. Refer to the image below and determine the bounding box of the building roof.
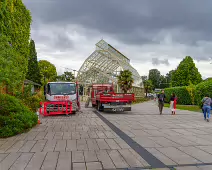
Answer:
[24,79,41,86]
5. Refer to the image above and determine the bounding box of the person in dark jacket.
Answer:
[157,90,166,114]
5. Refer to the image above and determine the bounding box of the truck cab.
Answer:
[44,82,79,112]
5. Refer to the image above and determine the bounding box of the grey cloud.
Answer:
[152,58,170,66]
[53,33,74,51]
[31,27,74,52]
[24,0,212,46]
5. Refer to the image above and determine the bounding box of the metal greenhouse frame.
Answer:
[77,39,143,88]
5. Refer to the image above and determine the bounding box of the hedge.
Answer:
[164,86,193,105]
[194,80,212,106]
[0,94,38,138]
[165,80,212,106]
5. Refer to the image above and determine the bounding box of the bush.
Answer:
[0,94,30,116]
[16,86,45,112]
[21,92,44,112]
[0,94,38,138]
[194,80,212,106]
[164,86,194,105]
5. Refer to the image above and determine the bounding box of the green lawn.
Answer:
[164,103,202,112]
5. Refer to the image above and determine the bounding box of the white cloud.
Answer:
[31,23,212,79]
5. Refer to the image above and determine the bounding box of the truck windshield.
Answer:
[49,83,76,95]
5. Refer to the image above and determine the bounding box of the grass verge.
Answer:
[164,103,201,112]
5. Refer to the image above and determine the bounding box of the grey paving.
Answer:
[98,101,212,170]
[0,101,212,169]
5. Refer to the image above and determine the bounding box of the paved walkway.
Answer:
[0,101,212,170]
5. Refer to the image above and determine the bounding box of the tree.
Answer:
[0,0,32,93]
[38,60,57,84]
[159,75,169,89]
[0,35,24,94]
[143,80,153,97]
[117,70,134,93]
[26,39,41,84]
[171,56,202,87]
[141,76,147,82]
[56,71,75,82]
[148,69,161,89]
[0,0,32,76]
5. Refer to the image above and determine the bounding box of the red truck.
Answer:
[90,83,134,112]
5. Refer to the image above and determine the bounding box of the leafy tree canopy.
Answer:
[26,39,41,84]
[171,56,202,87]
[56,71,75,82]
[117,70,134,93]
[143,79,153,97]
[0,35,26,94]
[0,0,32,76]
[38,60,57,84]
[148,69,161,89]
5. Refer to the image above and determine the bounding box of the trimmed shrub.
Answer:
[0,94,30,116]
[164,86,193,105]
[194,80,212,106]
[0,94,38,137]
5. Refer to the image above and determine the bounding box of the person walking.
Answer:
[170,93,177,115]
[157,90,166,114]
[202,94,212,122]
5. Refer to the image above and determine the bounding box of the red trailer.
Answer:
[91,83,134,112]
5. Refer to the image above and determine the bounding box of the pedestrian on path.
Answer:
[202,94,212,122]
[170,93,177,115]
[157,90,166,114]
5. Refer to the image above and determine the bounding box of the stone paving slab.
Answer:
[99,101,212,170]
[1,101,212,170]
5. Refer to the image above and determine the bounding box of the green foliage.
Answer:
[143,80,153,97]
[117,70,134,93]
[159,75,170,89]
[164,103,201,112]
[165,80,212,107]
[171,56,202,87]
[22,92,45,112]
[0,0,32,78]
[0,111,37,137]
[15,85,45,112]
[56,71,75,82]
[186,84,196,105]
[0,35,25,93]
[164,86,193,105]
[148,69,161,89]
[38,60,57,85]
[26,39,41,84]
[0,93,30,116]
[0,94,38,137]
[194,80,212,107]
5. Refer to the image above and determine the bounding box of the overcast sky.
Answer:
[23,0,212,79]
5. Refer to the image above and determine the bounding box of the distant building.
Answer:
[24,79,41,93]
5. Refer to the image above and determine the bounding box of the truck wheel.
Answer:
[97,102,103,112]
